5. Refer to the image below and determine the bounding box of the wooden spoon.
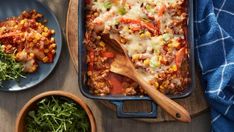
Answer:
[103,35,191,122]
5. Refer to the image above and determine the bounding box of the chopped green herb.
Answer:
[145,4,152,11]
[145,4,154,13]
[162,33,172,42]
[150,56,159,68]
[103,2,112,10]
[118,7,126,15]
[25,96,91,132]
[0,45,24,86]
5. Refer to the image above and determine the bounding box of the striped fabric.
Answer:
[194,0,234,131]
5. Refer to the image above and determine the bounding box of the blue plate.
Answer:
[0,0,62,91]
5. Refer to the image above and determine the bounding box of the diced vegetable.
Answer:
[131,26,141,31]
[145,4,152,12]
[119,18,141,24]
[144,22,158,33]
[158,4,166,16]
[103,1,112,9]
[119,18,158,34]
[118,7,127,15]
[144,59,150,66]
[102,52,115,58]
[150,56,159,68]
[162,33,172,42]
[109,73,124,94]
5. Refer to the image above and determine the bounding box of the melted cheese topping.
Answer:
[91,0,187,80]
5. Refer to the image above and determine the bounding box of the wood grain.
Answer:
[66,0,78,72]
[0,1,211,132]
[66,0,209,123]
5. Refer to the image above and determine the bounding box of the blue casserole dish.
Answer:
[78,0,195,118]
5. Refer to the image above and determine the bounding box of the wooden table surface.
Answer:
[0,0,211,132]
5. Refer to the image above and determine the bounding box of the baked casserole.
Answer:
[84,0,191,96]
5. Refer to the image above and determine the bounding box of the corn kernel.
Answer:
[50,37,55,43]
[123,26,128,32]
[158,55,162,61]
[42,57,49,63]
[50,43,56,48]
[99,41,105,47]
[94,90,98,94]
[156,62,160,67]
[42,32,48,36]
[94,12,99,17]
[44,49,49,53]
[167,47,172,52]
[145,31,151,38]
[157,36,164,45]
[44,27,48,32]
[20,19,26,25]
[132,54,140,60]
[154,82,159,88]
[30,53,35,58]
[171,65,177,71]
[144,59,150,66]
[31,66,37,72]
[171,40,180,48]
[51,50,56,54]
[140,33,145,38]
[96,36,101,40]
[51,29,55,34]
[35,34,41,41]
[53,44,57,48]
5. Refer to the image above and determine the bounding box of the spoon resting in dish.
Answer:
[102,35,191,122]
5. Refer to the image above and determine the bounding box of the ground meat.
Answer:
[84,1,191,96]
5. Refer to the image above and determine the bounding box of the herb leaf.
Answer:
[103,1,112,9]
[118,7,126,15]
[0,44,24,86]
[25,96,91,132]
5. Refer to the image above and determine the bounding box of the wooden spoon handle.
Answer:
[135,75,191,122]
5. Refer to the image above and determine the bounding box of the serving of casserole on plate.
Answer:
[83,0,193,96]
[0,0,62,91]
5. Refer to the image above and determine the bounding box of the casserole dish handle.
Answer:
[111,101,157,118]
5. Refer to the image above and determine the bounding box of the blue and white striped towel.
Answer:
[194,0,234,131]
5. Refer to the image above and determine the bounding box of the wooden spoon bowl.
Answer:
[103,35,191,122]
